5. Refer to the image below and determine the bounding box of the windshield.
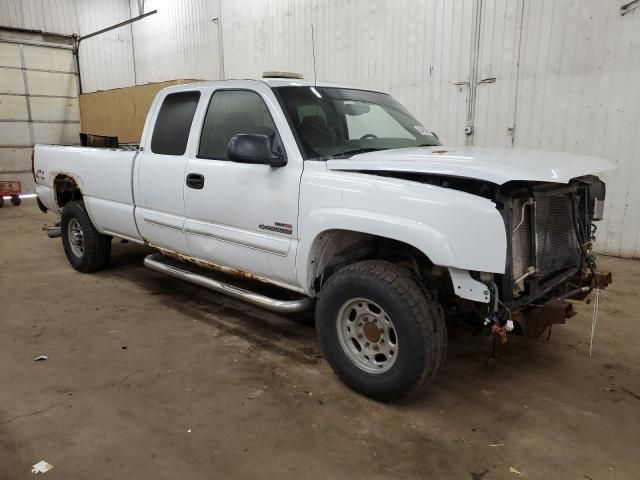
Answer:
[273,86,440,159]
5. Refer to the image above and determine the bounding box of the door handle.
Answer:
[186,173,205,189]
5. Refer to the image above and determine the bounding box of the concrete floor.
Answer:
[1,201,639,480]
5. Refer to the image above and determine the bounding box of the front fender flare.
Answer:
[297,207,504,293]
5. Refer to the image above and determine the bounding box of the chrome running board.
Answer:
[143,253,314,314]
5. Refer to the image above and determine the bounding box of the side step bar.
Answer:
[143,253,314,314]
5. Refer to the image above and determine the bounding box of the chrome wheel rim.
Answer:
[68,218,84,257]
[336,298,398,374]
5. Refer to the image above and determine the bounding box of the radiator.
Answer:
[512,190,581,288]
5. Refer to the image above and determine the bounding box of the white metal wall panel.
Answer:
[76,0,136,93]
[127,0,220,86]
[0,0,79,34]
[472,0,522,147]
[222,0,474,146]
[0,39,79,193]
[26,70,76,97]
[0,94,27,119]
[0,68,24,93]
[1,0,638,257]
[0,41,20,66]
[30,97,79,121]
[509,0,640,257]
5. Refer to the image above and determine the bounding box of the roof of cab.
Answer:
[162,77,383,94]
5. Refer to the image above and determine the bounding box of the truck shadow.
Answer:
[105,242,570,391]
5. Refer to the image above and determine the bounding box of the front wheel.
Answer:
[60,201,112,273]
[10,195,21,206]
[316,260,447,402]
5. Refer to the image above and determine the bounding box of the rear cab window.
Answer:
[150,91,201,155]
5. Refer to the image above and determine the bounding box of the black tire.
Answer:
[60,201,111,273]
[10,195,21,206]
[316,260,447,402]
[0,196,4,208]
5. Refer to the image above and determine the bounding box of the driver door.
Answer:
[183,86,303,290]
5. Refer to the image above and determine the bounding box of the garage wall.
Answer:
[128,0,221,86]
[0,0,639,258]
[76,0,136,92]
[0,0,136,93]
[0,39,79,193]
[120,0,640,258]
[0,0,79,34]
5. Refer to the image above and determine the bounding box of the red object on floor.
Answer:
[0,180,21,196]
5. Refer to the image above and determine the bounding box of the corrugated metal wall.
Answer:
[510,0,640,257]
[221,0,640,258]
[129,0,221,85]
[0,0,79,34]
[1,0,639,257]
[76,0,136,92]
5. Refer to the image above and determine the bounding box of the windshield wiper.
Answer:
[328,147,388,159]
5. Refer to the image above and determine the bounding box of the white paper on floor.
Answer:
[31,460,54,474]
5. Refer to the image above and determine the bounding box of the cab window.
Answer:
[150,91,200,156]
[198,90,277,160]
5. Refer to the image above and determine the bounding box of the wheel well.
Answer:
[309,230,442,293]
[54,174,82,208]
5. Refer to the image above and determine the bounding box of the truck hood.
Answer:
[325,146,615,185]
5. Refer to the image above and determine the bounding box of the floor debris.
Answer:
[509,466,522,476]
[33,355,48,362]
[245,389,264,400]
[31,460,54,474]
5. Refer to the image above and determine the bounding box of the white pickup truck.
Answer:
[34,77,613,402]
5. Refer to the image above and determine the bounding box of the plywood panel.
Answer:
[0,42,21,68]
[0,69,25,95]
[30,97,79,121]
[0,94,28,120]
[26,71,76,97]
[23,45,75,72]
[79,80,199,143]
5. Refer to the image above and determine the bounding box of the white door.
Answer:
[183,86,303,290]
[0,39,78,193]
[134,90,201,253]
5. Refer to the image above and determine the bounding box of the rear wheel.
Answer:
[60,201,111,272]
[10,195,21,206]
[316,260,447,402]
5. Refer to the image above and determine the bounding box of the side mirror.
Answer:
[227,134,287,167]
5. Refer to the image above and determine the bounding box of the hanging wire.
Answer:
[589,287,600,358]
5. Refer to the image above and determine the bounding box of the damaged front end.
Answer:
[478,175,611,339]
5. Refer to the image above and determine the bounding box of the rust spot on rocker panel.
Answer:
[153,247,262,282]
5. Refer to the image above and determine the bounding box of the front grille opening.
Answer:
[510,187,581,297]
[534,191,581,279]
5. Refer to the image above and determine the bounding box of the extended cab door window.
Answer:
[151,91,200,155]
[135,90,200,254]
[198,90,277,160]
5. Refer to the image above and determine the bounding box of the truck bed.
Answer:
[34,144,143,242]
